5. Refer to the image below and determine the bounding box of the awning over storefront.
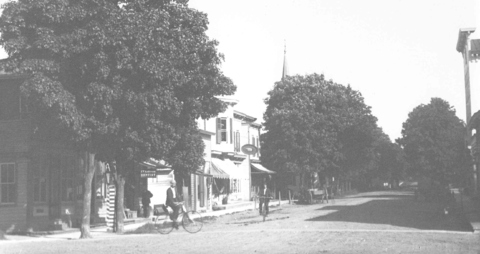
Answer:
[251,163,276,174]
[211,158,244,179]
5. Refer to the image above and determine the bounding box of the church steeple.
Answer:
[282,41,289,80]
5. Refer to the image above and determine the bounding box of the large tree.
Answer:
[397,98,469,186]
[261,73,380,189]
[0,0,235,237]
[366,133,407,189]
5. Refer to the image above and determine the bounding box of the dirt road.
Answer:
[2,190,479,254]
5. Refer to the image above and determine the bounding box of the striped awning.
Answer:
[211,158,243,179]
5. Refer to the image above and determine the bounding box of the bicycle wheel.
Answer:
[154,214,174,234]
[182,211,203,233]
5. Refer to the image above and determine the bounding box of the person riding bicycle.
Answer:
[259,178,272,216]
[166,179,182,229]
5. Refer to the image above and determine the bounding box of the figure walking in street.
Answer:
[259,178,272,216]
[142,189,153,218]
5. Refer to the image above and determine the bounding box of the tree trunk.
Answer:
[115,174,125,234]
[80,153,96,239]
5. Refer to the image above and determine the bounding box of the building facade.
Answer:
[0,74,148,232]
[196,97,275,206]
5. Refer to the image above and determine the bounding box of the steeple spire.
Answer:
[282,40,289,80]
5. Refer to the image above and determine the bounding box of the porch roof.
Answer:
[251,163,276,174]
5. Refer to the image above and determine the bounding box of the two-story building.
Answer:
[195,97,275,207]
[0,74,135,232]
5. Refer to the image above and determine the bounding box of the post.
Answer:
[457,28,477,196]
[288,190,292,204]
[474,165,478,196]
[278,191,281,206]
[247,154,251,200]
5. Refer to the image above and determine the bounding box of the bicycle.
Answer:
[257,195,271,222]
[153,203,203,234]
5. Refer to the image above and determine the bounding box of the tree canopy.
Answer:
[261,73,384,187]
[397,98,469,185]
[0,0,235,171]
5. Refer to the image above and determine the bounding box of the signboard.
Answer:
[241,144,258,155]
[140,168,156,178]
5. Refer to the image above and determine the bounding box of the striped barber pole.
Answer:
[106,185,116,229]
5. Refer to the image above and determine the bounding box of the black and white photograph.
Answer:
[0,0,479,253]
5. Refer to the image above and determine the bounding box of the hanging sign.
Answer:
[241,144,258,155]
[140,168,156,178]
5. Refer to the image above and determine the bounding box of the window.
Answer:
[61,156,75,202]
[0,163,16,204]
[33,159,47,203]
[230,179,241,193]
[0,84,19,120]
[252,137,255,146]
[216,118,227,143]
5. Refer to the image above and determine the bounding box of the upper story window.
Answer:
[0,163,16,204]
[216,118,227,144]
[0,81,29,120]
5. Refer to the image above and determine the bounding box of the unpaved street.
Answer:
[1,191,479,254]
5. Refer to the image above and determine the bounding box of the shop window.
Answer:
[230,179,241,193]
[0,163,16,204]
[61,156,75,202]
[33,159,47,203]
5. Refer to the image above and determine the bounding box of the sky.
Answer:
[187,0,479,141]
[0,0,478,142]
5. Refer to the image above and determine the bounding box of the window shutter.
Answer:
[236,132,240,151]
[216,118,221,144]
[230,118,233,144]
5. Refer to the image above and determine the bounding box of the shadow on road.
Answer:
[349,194,414,199]
[307,193,473,232]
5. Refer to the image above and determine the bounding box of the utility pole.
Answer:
[457,28,478,196]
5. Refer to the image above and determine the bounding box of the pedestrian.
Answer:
[322,184,329,203]
[259,178,272,216]
[142,189,153,218]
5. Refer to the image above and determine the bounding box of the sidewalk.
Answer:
[1,199,290,242]
[454,191,480,233]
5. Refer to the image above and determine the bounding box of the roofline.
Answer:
[234,110,256,122]
[456,28,476,53]
[217,96,239,106]
[198,129,215,136]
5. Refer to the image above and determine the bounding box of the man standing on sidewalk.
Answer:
[142,189,153,218]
